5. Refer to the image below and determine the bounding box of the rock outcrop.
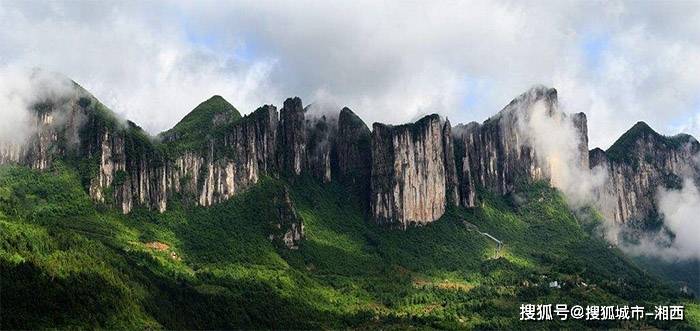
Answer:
[589,122,700,226]
[11,75,699,237]
[335,107,371,196]
[370,114,457,229]
[452,86,589,207]
[269,187,305,250]
[192,104,279,207]
[0,95,86,170]
[305,113,335,183]
[277,97,306,177]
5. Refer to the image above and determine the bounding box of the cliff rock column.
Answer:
[277,97,307,176]
[370,114,454,229]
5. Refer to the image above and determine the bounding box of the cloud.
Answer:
[0,67,74,145]
[1,1,699,148]
[1,1,698,261]
[0,2,280,134]
[517,96,608,208]
[655,177,700,260]
[616,177,700,261]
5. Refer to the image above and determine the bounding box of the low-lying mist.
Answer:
[517,95,699,262]
[0,67,74,146]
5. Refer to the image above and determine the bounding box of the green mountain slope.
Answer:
[0,163,697,329]
[158,95,241,154]
[606,121,695,165]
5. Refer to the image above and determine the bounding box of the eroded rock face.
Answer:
[0,97,86,170]
[277,97,306,176]
[589,122,700,226]
[452,86,589,207]
[269,187,305,250]
[196,105,279,207]
[370,114,457,229]
[305,114,335,183]
[442,119,460,206]
[335,107,372,196]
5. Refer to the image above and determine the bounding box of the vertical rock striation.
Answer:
[370,114,457,229]
[442,119,460,206]
[195,104,279,207]
[277,97,306,177]
[305,113,335,183]
[452,86,589,207]
[269,187,305,250]
[335,107,372,198]
[589,121,700,226]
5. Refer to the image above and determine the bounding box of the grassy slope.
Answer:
[0,165,697,329]
[158,95,241,154]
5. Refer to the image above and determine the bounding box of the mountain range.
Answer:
[0,72,698,329]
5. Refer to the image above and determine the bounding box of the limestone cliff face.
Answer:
[195,105,279,207]
[589,122,700,225]
[0,96,86,170]
[19,78,700,239]
[572,113,590,170]
[370,114,457,229]
[442,119,460,206]
[277,97,306,176]
[452,86,589,207]
[305,113,335,183]
[269,187,305,250]
[0,88,282,214]
[335,107,371,197]
[81,102,280,213]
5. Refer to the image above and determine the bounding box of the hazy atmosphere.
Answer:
[1,1,699,149]
[1,2,699,329]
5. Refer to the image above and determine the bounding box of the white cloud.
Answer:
[0,0,699,148]
[656,178,700,260]
[518,98,608,208]
[0,2,280,134]
[619,177,700,261]
[0,67,74,144]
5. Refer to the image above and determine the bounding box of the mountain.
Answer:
[452,86,589,207]
[590,121,700,228]
[0,76,698,329]
[159,95,241,152]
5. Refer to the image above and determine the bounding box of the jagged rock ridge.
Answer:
[590,121,700,226]
[452,86,589,207]
[3,76,699,235]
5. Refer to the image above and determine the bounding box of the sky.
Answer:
[1,1,699,149]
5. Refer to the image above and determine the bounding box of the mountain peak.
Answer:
[338,107,369,133]
[159,95,241,149]
[194,95,238,114]
[630,120,654,133]
[605,121,699,164]
[488,85,558,123]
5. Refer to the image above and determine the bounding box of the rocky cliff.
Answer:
[305,112,335,183]
[0,86,307,245]
[269,186,305,250]
[6,75,699,235]
[277,97,306,177]
[452,86,589,207]
[0,82,591,231]
[0,91,87,171]
[370,114,457,229]
[589,122,700,227]
[335,107,371,196]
